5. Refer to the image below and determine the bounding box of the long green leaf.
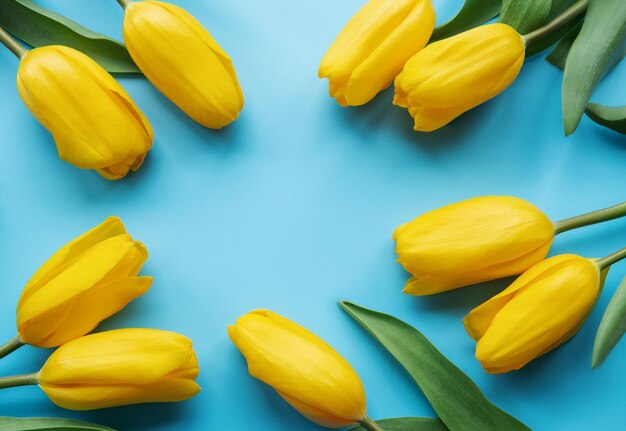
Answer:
[562,0,626,135]
[592,276,626,366]
[546,22,582,69]
[0,0,139,73]
[349,417,448,431]
[430,0,502,42]
[340,302,530,431]
[524,0,583,56]
[585,103,626,134]
[499,0,552,34]
[0,417,116,431]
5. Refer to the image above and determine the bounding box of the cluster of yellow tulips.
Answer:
[394,196,626,373]
[319,0,528,131]
[0,217,200,410]
[6,0,243,179]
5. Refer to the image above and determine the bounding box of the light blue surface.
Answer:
[0,0,625,429]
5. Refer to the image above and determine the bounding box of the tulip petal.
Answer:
[123,1,243,129]
[24,276,152,348]
[319,0,435,106]
[41,376,201,410]
[40,329,195,385]
[17,235,144,326]
[279,391,360,428]
[16,46,153,174]
[463,254,577,340]
[18,217,126,306]
[393,23,525,130]
[395,196,554,294]
[474,255,600,373]
[229,311,366,424]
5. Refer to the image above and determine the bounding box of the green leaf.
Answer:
[546,22,581,69]
[499,0,552,34]
[562,0,626,135]
[0,0,139,73]
[430,0,502,42]
[585,103,626,134]
[349,417,448,431]
[340,302,530,431]
[524,0,583,57]
[0,417,116,431]
[592,276,626,366]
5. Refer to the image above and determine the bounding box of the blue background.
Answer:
[0,0,625,429]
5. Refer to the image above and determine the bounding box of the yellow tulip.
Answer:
[393,196,554,295]
[229,310,367,428]
[17,217,151,348]
[122,1,244,129]
[319,0,435,106]
[16,45,153,180]
[394,23,525,131]
[464,254,603,374]
[38,328,200,410]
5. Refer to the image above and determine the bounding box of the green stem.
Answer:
[359,417,385,431]
[523,0,588,45]
[0,26,26,59]
[597,246,626,270]
[0,336,24,360]
[0,373,39,389]
[116,0,131,9]
[554,202,626,235]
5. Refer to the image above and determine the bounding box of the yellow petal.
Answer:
[123,1,243,128]
[394,196,554,294]
[393,23,525,130]
[18,217,126,307]
[22,276,152,348]
[17,235,144,328]
[16,46,153,177]
[229,310,366,426]
[40,329,195,385]
[319,0,435,106]
[41,376,201,411]
[474,255,600,373]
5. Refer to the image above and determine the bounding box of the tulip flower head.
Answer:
[17,217,152,348]
[122,1,244,129]
[229,310,367,428]
[319,0,435,106]
[394,23,525,131]
[16,45,153,179]
[393,196,554,295]
[38,328,200,410]
[464,254,603,374]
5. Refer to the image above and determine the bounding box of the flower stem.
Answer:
[597,246,626,270]
[523,0,588,46]
[554,202,626,235]
[116,0,131,9]
[0,336,24,360]
[360,417,386,431]
[0,373,38,389]
[0,26,26,59]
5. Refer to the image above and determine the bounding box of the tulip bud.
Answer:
[17,217,151,348]
[464,254,602,374]
[229,310,367,428]
[393,196,554,295]
[394,23,525,131]
[122,1,244,129]
[16,46,153,180]
[319,0,435,106]
[38,328,200,410]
